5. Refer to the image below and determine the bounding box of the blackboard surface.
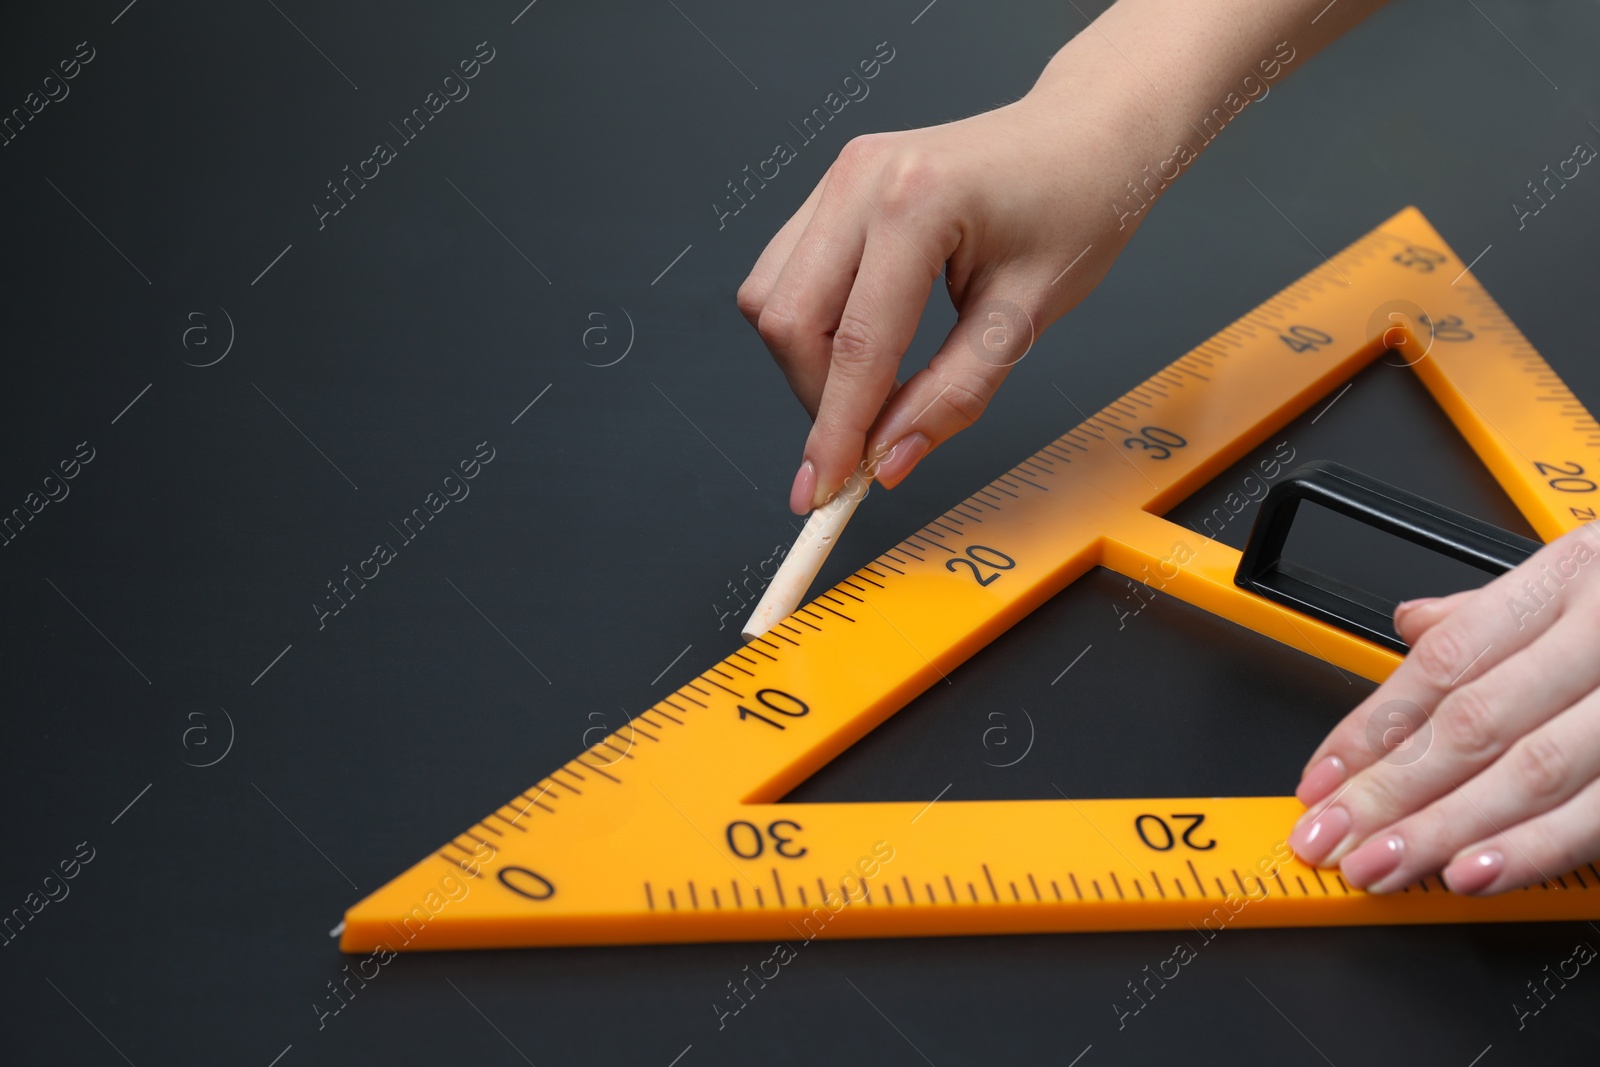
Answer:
[3,2,1598,1064]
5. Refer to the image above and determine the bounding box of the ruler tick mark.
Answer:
[576,759,622,784]
[700,677,744,699]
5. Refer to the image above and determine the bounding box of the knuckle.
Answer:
[1436,686,1501,760]
[829,315,880,371]
[933,372,994,430]
[735,277,767,326]
[876,152,939,217]
[755,298,802,351]
[836,133,885,170]
[1512,735,1570,801]
[1409,627,1470,690]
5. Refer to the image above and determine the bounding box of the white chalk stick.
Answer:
[742,470,872,641]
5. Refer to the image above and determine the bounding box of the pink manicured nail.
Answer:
[1296,755,1346,806]
[1342,834,1405,890]
[1288,804,1350,865]
[873,432,931,490]
[789,460,816,515]
[1443,849,1503,895]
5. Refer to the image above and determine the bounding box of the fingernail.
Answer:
[873,432,931,490]
[789,460,816,516]
[1288,804,1350,865]
[1394,597,1437,621]
[1443,849,1502,895]
[1342,834,1405,890]
[1295,755,1346,806]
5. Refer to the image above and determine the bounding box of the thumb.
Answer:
[864,290,1039,488]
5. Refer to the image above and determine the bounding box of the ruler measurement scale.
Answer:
[343,208,1600,951]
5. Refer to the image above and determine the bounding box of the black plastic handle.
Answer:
[1234,460,1542,652]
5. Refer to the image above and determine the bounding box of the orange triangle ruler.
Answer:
[341,207,1600,951]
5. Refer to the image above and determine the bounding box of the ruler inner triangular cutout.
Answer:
[782,563,1369,803]
[1164,353,1546,614]
[1168,355,1538,553]
[342,207,1600,952]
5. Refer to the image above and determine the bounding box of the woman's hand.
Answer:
[736,84,1142,514]
[1290,523,1600,895]
[735,0,1386,516]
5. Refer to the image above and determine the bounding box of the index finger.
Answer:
[800,213,955,510]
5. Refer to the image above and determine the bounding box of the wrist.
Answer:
[1021,34,1176,240]
[1025,0,1321,238]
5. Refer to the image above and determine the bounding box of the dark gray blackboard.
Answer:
[3,1,1599,1064]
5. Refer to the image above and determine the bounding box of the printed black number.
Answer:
[1122,425,1188,461]
[1279,325,1334,353]
[1535,460,1598,493]
[1134,814,1175,851]
[1572,506,1596,521]
[1393,244,1447,272]
[945,544,1016,586]
[726,820,765,859]
[1419,313,1474,342]
[1173,813,1217,850]
[737,688,810,730]
[725,818,807,860]
[1135,813,1217,851]
[768,819,807,859]
[497,865,556,900]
